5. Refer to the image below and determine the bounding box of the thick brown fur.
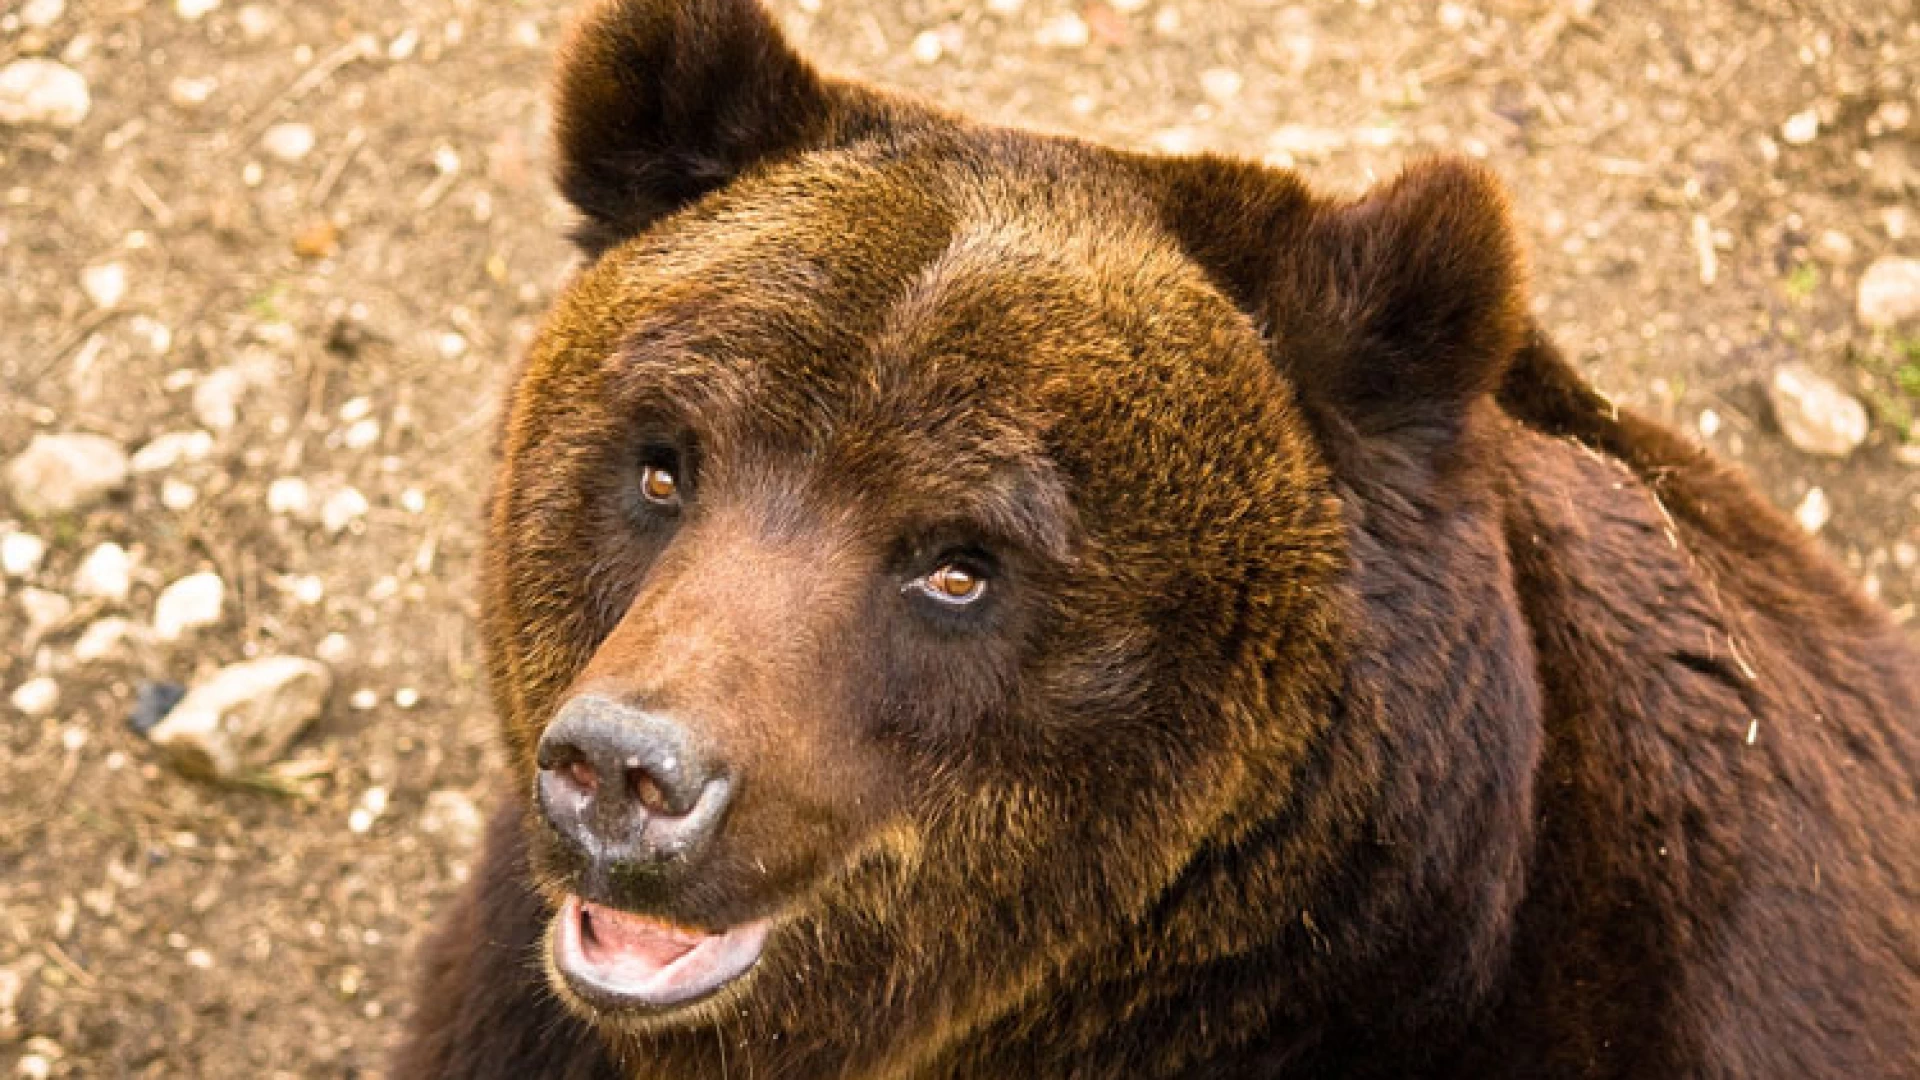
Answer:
[396,1,1919,1077]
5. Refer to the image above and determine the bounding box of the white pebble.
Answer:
[399,487,427,513]
[175,0,220,21]
[338,396,373,422]
[1856,256,1920,329]
[5,432,130,516]
[1768,363,1869,458]
[260,122,315,163]
[80,262,127,309]
[1035,12,1089,48]
[393,687,420,709]
[153,571,224,641]
[2,532,47,578]
[73,617,132,662]
[17,1053,51,1080]
[0,59,91,129]
[348,687,379,711]
[341,418,381,450]
[1793,487,1831,534]
[321,486,369,535]
[316,632,352,663]
[21,0,66,30]
[1697,408,1721,438]
[131,430,215,474]
[160,479,198,510]
[387,28,420,61]
[167,75,218,108]
[987,0,1022,11]
[72,542,132,602]
[9,677,59,716]
[1780,108,1820,146]
[1200,67,1244,103]
[910,30,944,65]
[287,575,324,605]
[236,5,278,40]
[19,588,72,637]
[434,331,468,360]
[267,476,311,517]
[185,948,213,969]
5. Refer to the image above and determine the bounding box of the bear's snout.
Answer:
[535,695,734,869]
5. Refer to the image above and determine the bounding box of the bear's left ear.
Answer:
[1150,156,1530,449]
[552,0,903,254]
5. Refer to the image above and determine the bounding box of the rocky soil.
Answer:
[2,0,1916,1076]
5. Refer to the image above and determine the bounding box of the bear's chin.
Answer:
[547,894,771,1024]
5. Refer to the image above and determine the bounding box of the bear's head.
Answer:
[488,0,1535,1072]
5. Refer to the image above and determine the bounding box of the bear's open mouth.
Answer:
[552,894,770,1012]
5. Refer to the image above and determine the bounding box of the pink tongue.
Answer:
[579,901,706,976]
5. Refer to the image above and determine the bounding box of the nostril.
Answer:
[628,766,674,816]
[566,759,599,796]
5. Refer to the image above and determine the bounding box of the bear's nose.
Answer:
[535,695,732,865]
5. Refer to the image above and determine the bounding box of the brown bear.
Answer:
[393,1,1920,1077]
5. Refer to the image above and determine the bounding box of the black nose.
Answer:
[535,696,731,865]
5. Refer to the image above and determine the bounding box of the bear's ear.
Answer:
[1155,156,1529,449]
[552,0,894,253]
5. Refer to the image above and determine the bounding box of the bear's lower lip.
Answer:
[551,894,769,1012]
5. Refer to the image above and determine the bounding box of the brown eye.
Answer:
[639,463,679,505]
[916,563,987,606]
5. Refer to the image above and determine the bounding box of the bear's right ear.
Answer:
[552,0,896,254]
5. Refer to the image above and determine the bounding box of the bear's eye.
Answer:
[909,562,988,606]
[637,456,681,507]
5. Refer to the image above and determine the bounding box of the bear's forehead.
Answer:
[582,145,1268,422]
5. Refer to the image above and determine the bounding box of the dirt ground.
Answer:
[1,0,1915,1076]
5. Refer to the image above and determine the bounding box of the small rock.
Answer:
[347,785,389,834]
[0,59,91,129]
[910,29,944,64]
[321,485,369,535]
[1,532,46,578]
[434,331,468,360]
[1780,108,1819,146]
[1200,67,1244,103]
[348,687,379,711]
[260,122,314,163]
[131,430,215,473]
[127,679,187,734]
[80,262,127,309]
[1035,12,1089,48]
[386,27,420,60]
[19,588,73,637]
[21,0,66,29]
[394,686,420,709]
[1697,408,1722,438]
[291,219,339,259]
[267,476,311,517]
[72,541,131,602]
[1856,256,1920,329]
[167,75,218,108]
[159,478,198,510]
[10,677,59,716]
[144,656,332,780]
[175,0,220,21]
[5,432,130,516]
[191,369,246,431]
[73,616,132,662]
[341,418,379,450]
[419,789,483,848]
[1767,363,1869,458]
[152,571,224,640]
[1793,487,1831,534]
[236,4,278,40]
[315,632,351,663]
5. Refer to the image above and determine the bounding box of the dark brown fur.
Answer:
[395,2,1919,1077]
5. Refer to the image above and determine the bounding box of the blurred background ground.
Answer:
[1,0,1916,1076]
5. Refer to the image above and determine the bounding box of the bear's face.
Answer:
[485,0,1526,1064]
[497,150,1345,1029]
